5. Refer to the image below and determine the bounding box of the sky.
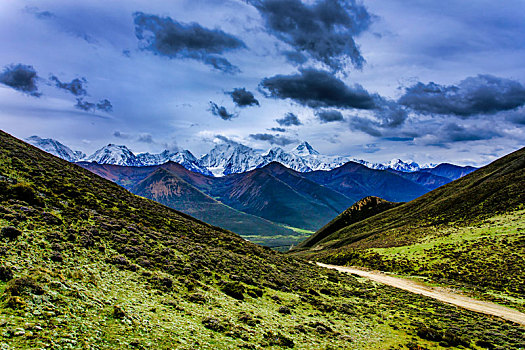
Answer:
[1,0,525,166]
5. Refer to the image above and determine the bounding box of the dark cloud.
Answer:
[96,99,113,112]
[399,75,525,117]
[248,0,372,71]
[373,97,408,128]
[75,98,113,113]
[275,112,301,126]
[228,88,259,107]
[350,116,382,137]
[269,127,286,132]
[50,75,87,96]
[209,102,238,120]
[349,96,408,136]
[283,51,307,65]
[215,135,237,143]
[260,68,375,109]
[315,109,344,123]
[137,133,154,143]
[439,123,501,143]
[0,64,41,97]
[506,108,525,125]
[113,131,131,139]
[75,98,96,112]
[133,12,246,74]
[249,133,296,146]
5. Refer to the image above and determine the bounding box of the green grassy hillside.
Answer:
[295,147,525,309]
[1,130,524,349]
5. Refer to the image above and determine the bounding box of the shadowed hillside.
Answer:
[300,196,401,249]
[302,161,429,203]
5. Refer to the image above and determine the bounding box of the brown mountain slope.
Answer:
[131,167,295,237]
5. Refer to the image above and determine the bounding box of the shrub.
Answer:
[278,306,291,315]
[113,305,126,319]
[202,317,226,332]
[5,277,44,296]
[263,331,294,348]
[8,182,40,205]
[1,226,22,240]
[50,251,63,263]
[187,293,207,304]
[221,281,245,300]
[0,265,13,281]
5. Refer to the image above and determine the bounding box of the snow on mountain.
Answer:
[165,150,213,176]
[26,135,437,176]
[198,141,264,176]
[289,141,350,171]
[260,147,313,172]
[85,144,142,166]
[26,136,85,162]
[292,141,320,156]
[383,159,421,172]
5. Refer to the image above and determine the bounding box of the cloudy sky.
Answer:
[1,0,524,166]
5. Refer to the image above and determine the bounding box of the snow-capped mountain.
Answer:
[383,159,421,172]
[163,150,212,176]
[292,141,319,156]
[137,150,212,175]
[26,136,85,162]
[84,144,142,167]
[198,141,264,176]
[27,136,438,177]
[260,147,313,172]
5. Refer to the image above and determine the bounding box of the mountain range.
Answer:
[27,135,477,249]
[79,159,458,244]
[26,135,456,177]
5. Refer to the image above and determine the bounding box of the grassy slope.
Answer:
[296,147,525,308]
[0,130,524,349]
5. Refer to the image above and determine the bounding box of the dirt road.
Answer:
[317,262,525,326]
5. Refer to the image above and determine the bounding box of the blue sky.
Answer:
[1,0,524,166]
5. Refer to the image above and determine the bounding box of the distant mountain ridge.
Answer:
[26,136,474,178]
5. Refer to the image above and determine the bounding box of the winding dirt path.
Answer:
[317,262,525,326]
